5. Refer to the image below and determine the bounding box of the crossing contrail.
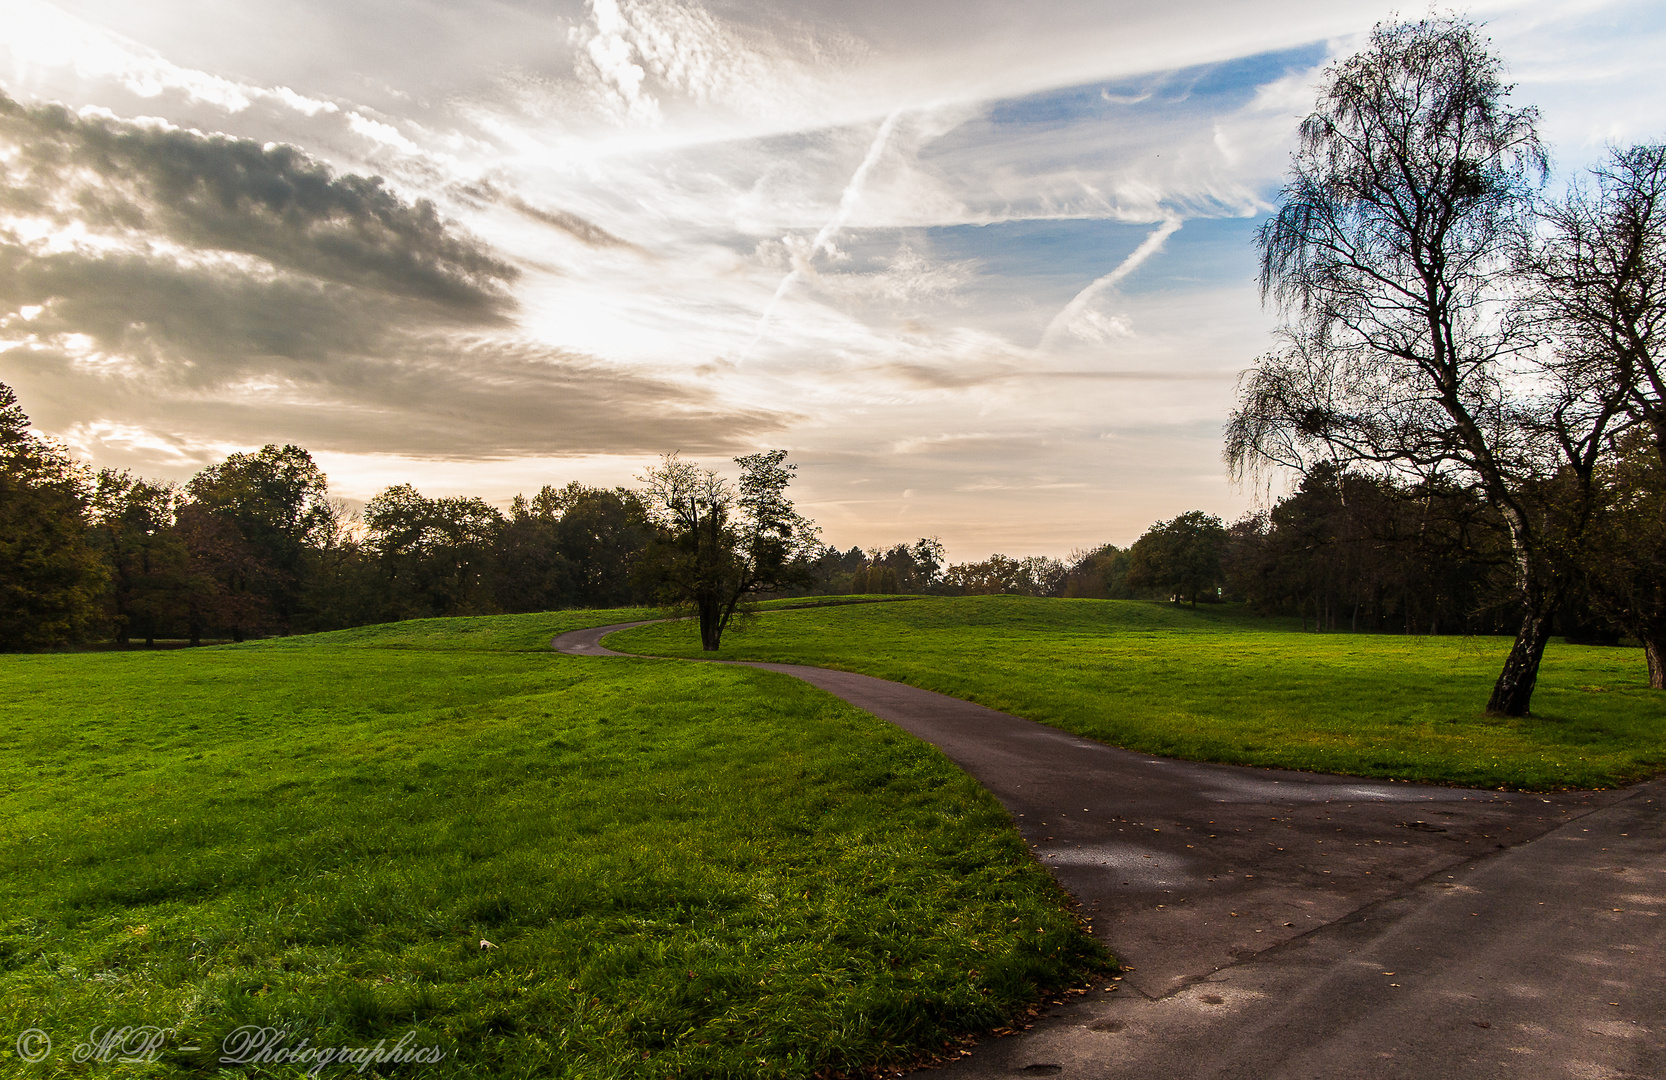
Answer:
[744,110,904,359]
[1039,215,1182,352]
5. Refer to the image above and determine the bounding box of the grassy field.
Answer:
[0,607,1106,1079]
[610,596,1666,791]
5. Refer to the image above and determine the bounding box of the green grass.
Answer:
[0,607,1106,1079]
[609,596,1666,791]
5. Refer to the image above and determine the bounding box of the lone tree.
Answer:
[1225,17,1619,716]
[638,450,818,650]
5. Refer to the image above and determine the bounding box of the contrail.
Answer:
[1039,215,1182,352]
[744,110,904,359]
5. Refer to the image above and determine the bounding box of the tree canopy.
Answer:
[1227,16,1629,715]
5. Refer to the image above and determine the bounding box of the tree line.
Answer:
[0,388,1125,650]
[1,386,692,648]
[1,370,1651,704]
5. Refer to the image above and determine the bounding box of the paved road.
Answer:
[552,622,1665,1079]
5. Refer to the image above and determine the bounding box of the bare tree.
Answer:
[1520,144,1666,682]
[1224,17,1619,716]
[638,451,818,650]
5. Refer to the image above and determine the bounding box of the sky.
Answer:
[1,0,1663,560]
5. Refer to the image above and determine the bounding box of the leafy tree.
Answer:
[493,483,655,612]
[89,470,189,645]
[0,383,106,648]
[1125,510,1227,605]
[637,451,818,650]
[174,501,271,643]
[1061,544,1135,599]
[1223,466,1508,633]
[549,484,655,607]
[941,553,1066,596]
[1224,17,1620,715]
[849,560,900,594]
[186,445,334,632]
[363,484,504,618]
[1583,433,1666,685]
[294,497,376,633]
[850,538,946,595]
[807,544,867,594]
[942,554,1024,595]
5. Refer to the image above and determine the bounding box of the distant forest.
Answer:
[0,381,1623,649]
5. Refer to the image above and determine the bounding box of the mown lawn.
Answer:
[0,608,1105,1079]
[610,596,1666,790]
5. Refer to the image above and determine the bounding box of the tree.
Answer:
[1061,544,1136,599]
[1222,466,1509,633]
[186,445,334,633]
[850,538,946,595]
[89,470,190,645]
[174,501,271,643]
[637,451,818,650]
[1125,511,1227,605]
[1582,433,1666,685]
[1224,17,1615,715]
[363,484,504,619]
[1523,144,1666,455]
[1519,143,1666,679]
[0,383,106,648]
[942,554,1026,595]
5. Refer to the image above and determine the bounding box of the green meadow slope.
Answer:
[0,608,1104,1079]
[612,596,1666,790]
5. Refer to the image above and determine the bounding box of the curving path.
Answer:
[553,622,1665,1079]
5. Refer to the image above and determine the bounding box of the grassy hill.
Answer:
[611,596,1666,791]
[0,607,1104,1078]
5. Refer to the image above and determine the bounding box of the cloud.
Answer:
[748,109,903,351]
[507,196,645,252]
[0,92,781,465]
[773,243,974,306]
[2,0,342,118]
[1040,215,1182,350]
[0,94,517,313]
[565,0,828,128]
[3,297,788,462]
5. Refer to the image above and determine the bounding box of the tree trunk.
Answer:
[698,597,723,651]
[1645,636,1666,691]
[1486,607,1555,716]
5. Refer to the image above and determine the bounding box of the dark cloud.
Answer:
[0,244,390,376]
[508,197,646,253]
[0,244,786,460]
[7,336,787,461]
[0,93,517,314]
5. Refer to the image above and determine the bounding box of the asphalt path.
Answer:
[552,621,1665,1079]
